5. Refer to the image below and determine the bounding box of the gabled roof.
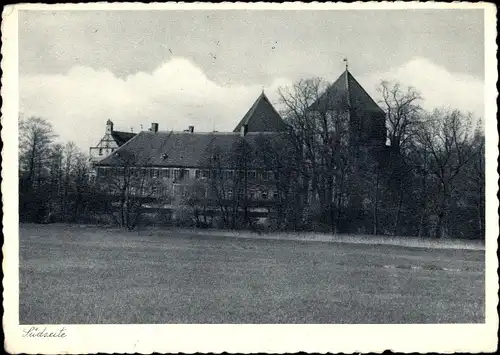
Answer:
[97,130,290,169]
[111,131,136,146]
[309,70,385,115]
[233,92,288,133]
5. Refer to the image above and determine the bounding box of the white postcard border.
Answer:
[2,2,498,354]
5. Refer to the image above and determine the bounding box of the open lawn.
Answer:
[19,223,485,324]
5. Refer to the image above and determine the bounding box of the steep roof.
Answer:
[97,130,290,169]
[309,70,385,115]
[111,131,136,146]
[233,92,288,133]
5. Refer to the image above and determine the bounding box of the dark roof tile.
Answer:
[111,131,136,146]
[310,70,385,115]
[97,131,290,169]
[233,92,288,133]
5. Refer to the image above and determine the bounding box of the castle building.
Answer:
[95,91,290,203]
[89,120,136,164]
[94,68,387,207]
[309,67,387,148]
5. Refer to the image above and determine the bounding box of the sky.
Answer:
[18,9,485,151]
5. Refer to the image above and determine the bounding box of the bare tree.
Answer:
[415,109,478,238]
[19,116,57,222]
[278,77,351,232]
[19,116,57,189]
[377,80,422,153]
[470,127,485,238]
[102,151,161,230]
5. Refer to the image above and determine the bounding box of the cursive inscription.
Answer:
[22,326,67,338]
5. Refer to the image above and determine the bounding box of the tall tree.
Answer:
[377,80,422,153]
[102,151,160,230]
[415,109,478,238]
[19,116,56,189]
[278,78,351,232]
[376,80,423,235]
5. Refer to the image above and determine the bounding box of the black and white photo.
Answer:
[2,2,498,353]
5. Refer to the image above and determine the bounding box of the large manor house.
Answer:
[90,67,388,205]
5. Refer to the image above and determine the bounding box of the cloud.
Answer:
[357,57,484,120]
[20,56,484,153]
[20,57,292,151]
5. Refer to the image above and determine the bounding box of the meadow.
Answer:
[19,223,485,324]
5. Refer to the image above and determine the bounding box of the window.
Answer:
[195,169,201,179]
[273,191,279,200]
[152,169,159,179]
[164,169,171,179]
[173,169,181,180]
[99,148,103,156]
[202,170,210,179]
[174,185,187,198]
[151,186,158,196]
[261,190,268,200]
[227,189,233,200]
[222,170,234,180]
[239,170,245,180]
[249,190,256,200]
[267,171,274,181]
[247,171,256,180]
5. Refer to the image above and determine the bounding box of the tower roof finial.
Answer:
[343,57,348,71]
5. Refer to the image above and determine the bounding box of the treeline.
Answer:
[18,78,485,239]
[275,79,485,239]
[18,117,109,224]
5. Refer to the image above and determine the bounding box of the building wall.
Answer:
[89,134,120,164]
[95,166,280,202]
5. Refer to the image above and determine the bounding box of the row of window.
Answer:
[97,167,278,181]
[96,148,116,156]
[110,183,280,201]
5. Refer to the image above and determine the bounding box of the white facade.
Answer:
[89,120,121,164]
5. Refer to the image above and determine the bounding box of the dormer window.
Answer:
[162,153,168,160]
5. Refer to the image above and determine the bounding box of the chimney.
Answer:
[240,124,248,137]
[188,125,194,133]
[151,123,159,133]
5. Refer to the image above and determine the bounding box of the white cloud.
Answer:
[20,57,292,151]
[20,56,484,153]
[357,57,484,120]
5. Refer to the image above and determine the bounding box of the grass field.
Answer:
[19,223,485,324]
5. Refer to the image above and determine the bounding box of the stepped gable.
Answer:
[97,130,289,169]
[233,92,288,133]
[309,69,385,115]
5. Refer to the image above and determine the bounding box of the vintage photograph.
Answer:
[2,2,498,353]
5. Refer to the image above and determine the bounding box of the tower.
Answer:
[106,119,114,134]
